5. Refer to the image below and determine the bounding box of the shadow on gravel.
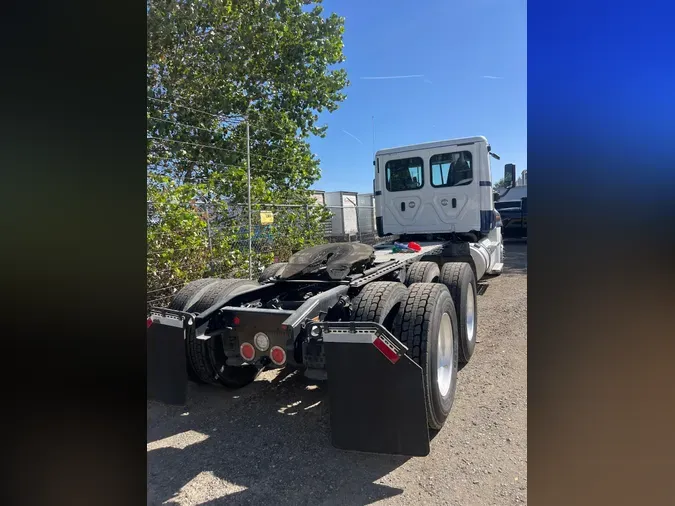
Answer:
[147,370,410,505]
[503,240,527,274]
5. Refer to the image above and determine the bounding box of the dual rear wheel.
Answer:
[350,260,477,431]
[169,278,260,387]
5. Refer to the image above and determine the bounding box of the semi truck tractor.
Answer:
[148,136,504,456]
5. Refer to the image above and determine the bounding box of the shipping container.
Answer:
[325,191,359,237]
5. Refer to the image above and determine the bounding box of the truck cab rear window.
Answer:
[386,157,424,192]
[430,151,473,187]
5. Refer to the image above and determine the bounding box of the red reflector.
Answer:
[373,336,400,364]
[232,316,240,326]
[270,346,286,366]
[147,318,153,329]
[240,343,255,361]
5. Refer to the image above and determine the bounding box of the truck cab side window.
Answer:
[386,157,424,192]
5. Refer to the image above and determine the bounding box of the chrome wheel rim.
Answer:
[466,283,476,343]
[437,312,454,397]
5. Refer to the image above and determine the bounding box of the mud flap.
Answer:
[147,309,192,406]
[317,322,430,457]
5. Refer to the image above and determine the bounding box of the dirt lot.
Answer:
[147,241,527,506]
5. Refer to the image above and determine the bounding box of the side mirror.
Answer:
[493,192,500,202]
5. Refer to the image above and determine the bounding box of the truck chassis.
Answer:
[148,238,502,456]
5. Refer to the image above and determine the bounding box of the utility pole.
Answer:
[246,120,252,280]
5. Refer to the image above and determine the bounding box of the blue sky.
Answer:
[309,0,527,194]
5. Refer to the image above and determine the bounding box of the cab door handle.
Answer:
[401,202,406,212]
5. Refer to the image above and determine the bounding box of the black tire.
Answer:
[439,262,477,363]
[405,261,440,285]
[168,278,221,312]
[349,281,408,328]
[393,283,459,430]
[188,279,259,314]
[168,278,222,383]
[258,262,288,283]
[171,278,260,387]
[188,279,262,387]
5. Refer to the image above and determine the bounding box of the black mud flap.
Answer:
[317,322,430,457]
[147,308,192,406]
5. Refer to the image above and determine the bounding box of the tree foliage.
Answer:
[147,173,331,304]
[147,0,347,299]
[147,0,348,196]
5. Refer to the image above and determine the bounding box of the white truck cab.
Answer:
[374,136,497,239]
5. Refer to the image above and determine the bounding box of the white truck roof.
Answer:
[375,136,488,157]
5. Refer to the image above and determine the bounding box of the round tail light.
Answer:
[240,342,255,362]
[270,346,286,366]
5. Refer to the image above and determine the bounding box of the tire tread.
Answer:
[439,262,476,363]
[405,261,440,285]
[394,283,456,429]
[350,281,408,324]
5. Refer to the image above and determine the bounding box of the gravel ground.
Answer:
[147,240,527,506]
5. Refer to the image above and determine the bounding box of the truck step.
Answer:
[490,263,504,274]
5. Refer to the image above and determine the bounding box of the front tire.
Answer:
[394,283,459,430]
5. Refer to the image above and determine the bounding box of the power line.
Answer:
[147,136,252,158]
[149,113,303,143]
[147,283,186,294]
[148,96,307,143]
[246,121,302,140]
[147,136,310,164]
[147,157,239,170]
[147,295,174,305]
[148,158,306,178]
[148,96,245,122]
[149,116,244,136]
[148,96,305,139]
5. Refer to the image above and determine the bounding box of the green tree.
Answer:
[146,0,344,298]
[147,0,348,199]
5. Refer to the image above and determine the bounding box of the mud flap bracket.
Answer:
[315,321,430,457]
[147,308,194,406]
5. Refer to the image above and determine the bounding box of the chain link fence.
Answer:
[147,200,383,309]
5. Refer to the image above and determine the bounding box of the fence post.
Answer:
[246,120,252,280]
[204,202,213,268]
[356,205,361,243]
[304,203,310,239]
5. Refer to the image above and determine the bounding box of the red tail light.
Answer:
[147,318,153,329]
[232,316,241,326]
[240,342,255,361]
[270,346,286,366]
